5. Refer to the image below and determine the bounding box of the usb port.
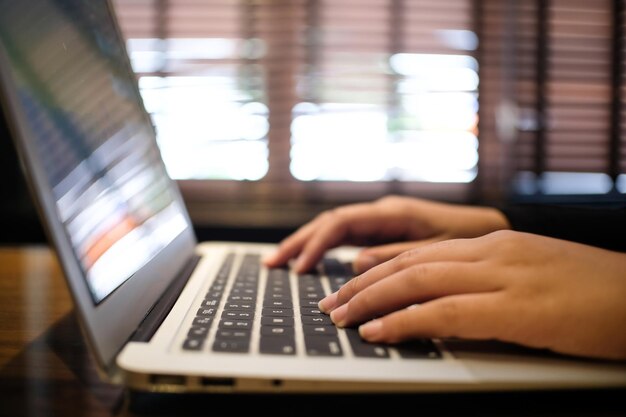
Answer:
[200,377,235,387]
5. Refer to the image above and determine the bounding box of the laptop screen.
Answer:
[0,0,188,304]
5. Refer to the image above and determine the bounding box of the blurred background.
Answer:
[1,0,625,244]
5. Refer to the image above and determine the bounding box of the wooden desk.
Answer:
[0,245,624,417]
[0,245,125,416]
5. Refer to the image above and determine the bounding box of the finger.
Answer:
[292,200,435,273]
[334,238,488,308]
[292,214,351,272]
[290,203,387,272]
[353,237,447,274]
[358,293,505,343]
[262,220,318,267]
[331,261,501,327]
[265,204,371,270]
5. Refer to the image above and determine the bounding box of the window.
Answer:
[111,0,626,228]
[478,0,626,201]
[290,1,478,183]
[113,0,269,181]
[111,0,480,229]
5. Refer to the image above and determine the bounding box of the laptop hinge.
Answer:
[130,254,201,343]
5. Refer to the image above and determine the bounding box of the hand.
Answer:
[319,230,626,361]
[263,195,510,274]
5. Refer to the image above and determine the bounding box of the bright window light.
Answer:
[127,38,269,181]
[291,109,389,181]
[514,172,614,195]
[617,174,626,193]
[435,29,479,51]
[290,53,479,183]
[139,75,268,180]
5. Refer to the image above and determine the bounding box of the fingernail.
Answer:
[262,252,277,265]
[318,292,338,313]
[330,303,348,327]
[359,319,383,340]
[355,254,378,274]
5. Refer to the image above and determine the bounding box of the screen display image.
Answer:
[0,0,187,303]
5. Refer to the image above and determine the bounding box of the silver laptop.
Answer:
[1,0,625,394]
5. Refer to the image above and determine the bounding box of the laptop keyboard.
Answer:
[183,253,441,359]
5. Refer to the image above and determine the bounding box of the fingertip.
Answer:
[359,319,383,341]
[318,292,338,313]
[262,251,281,267]
[329,303,348,327]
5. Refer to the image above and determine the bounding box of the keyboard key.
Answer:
[396,339,442,359]
[345,328,389,358]
[261,316,294,327]
[265,293,291,301]
[304,335,343,357]
[227,295,255,302]
[197,307,217,317]
[219,319,252,330]
[224,303,255,311]
[213,339,250,353]
[230,287,257,295]
[300,307,323,316]
[328,277,350,292]
[301,315,333,325]
[299,284,320,293]
[202,299,220,308]
[302,324,337,336]
[222,310,254,320]
[263,299,293,308]
[260,336,296,355]
[193,316,213,326]
[300,293,324,301]
[183,338,204,351]
[215,329,251,339]
[260,326,295,337]
[232,281,257,289]
[261,307,293,317]
[205,290,223,299]
[188,325,210,339]
[299,300,320,308]
[322,258,354,292]
[213,326,253,353]
[322,258,353,277]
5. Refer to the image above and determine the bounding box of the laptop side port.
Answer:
[149,374,186,387]
[200,377,235,388]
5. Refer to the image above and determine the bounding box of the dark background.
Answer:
[0,108,47,244]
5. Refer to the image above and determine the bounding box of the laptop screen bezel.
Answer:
[0,0,198,376]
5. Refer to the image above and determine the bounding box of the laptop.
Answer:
[1,0,625,394]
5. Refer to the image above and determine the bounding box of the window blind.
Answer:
[112,0,626,209]
[111,0,479,190]
[478,0,626,199]
[292,0,478,183]
[113,0,270,181]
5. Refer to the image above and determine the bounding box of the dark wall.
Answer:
[0,107,45,244]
